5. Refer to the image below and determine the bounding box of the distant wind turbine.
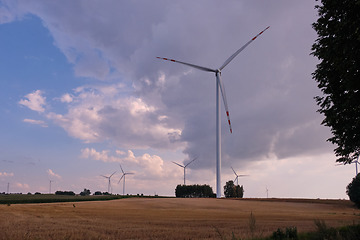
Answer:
[101,171,116,194]
[172,157,197,185]
[118,164,134,195]
[353,155,360,176]
[49,180,54,194]
[266,186,269,198]
[157,26,270,198]
[336,154,360,176]
[230,166,248,186]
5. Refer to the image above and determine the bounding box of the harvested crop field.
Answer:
[0,198,359,239]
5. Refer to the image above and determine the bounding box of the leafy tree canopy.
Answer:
[311,0,360,163]
[224,180,244,198]
[347,174,360,207]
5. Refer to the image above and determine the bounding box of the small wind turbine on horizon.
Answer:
[230,166,248,186]
[172,157,198,185]
[101,171,116,194]
[49,180,54,194]
[118,164,134,195]
[266,186,269,198]
[157,26,270,198]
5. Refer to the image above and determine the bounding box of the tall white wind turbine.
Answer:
[231,166,248,186]
[49,180,54,194]
[118,164,134,195]
[157,26,270,198]
[172,157,198,185]
[101,171,116,194]
[352,155,360,176]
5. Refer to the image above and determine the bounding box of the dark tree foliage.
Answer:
[224,180,244,198]
[346,174,360,208]
[175,184,214,198]
[80,188,91,196]
[55,191,75,196]
[311,0,360,163]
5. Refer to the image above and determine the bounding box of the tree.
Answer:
[224,180,244,198]
[175,184,214,198]
[347,174,360,208]
[311,0,360,163]
[80,188,91,196]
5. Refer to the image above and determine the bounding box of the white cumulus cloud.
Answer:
[23,118,48,127]
[47,169,62,179]
[19,90,46,113]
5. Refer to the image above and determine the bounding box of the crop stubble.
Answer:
[0,198,359,239]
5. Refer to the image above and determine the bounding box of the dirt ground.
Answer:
[0,198,359,240]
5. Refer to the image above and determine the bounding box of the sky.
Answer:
[0,0,356,199]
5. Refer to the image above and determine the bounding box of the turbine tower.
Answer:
[352,155,360,176]
[49,180,54,194]
[231,166,248,186]
[118,164,134,195]
[101,171,116,194]
[172,157,197,185]
[157,26,269,198]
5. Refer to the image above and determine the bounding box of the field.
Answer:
[0,198,359,239]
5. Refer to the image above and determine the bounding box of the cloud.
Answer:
[0,172,14,177]
[15,182,30,190]
[47,169,61,179]
[81,148,178,180]
[8,1,331,173]
[19,90,46,113]
[47,84,183,149]
[23,118,48,127]
[60,93,73,103]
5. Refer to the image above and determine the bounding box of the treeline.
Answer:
[175,184,215,198]
[55,191,75,196]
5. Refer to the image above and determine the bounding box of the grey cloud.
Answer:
[4,0,330,173]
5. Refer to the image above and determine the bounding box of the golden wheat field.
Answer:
[0,198,359,240]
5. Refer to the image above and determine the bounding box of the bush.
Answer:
[80,189,91,196]
[175,184,214,198]
[55,191,75,196]
[224,180,244,198]
[271,227,298,240]
[347,173,360,207]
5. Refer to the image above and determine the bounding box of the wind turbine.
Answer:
[336,154,360,176]
[118,164,134,195]
[49,180,54,194]
[231,166,248,186]
[101,171,116,194]
[172,157,198,185]
[266,186,269,198]
[351,155,360,176]
[157,26,270,198]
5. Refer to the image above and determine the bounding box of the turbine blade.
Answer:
[110,171,116,178]
[172,161,185,168]
[185,157,198,167]
[217,73,232,133]
[118,174,124,184]
[234,176,238,183]
[101,175,109,179]
[125,172,134,175]
[219,26,270,71]
[231,166,237,176]
[156,57,217,73]
[119,164,125,174]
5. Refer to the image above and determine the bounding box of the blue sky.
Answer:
[0,0,356,198]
